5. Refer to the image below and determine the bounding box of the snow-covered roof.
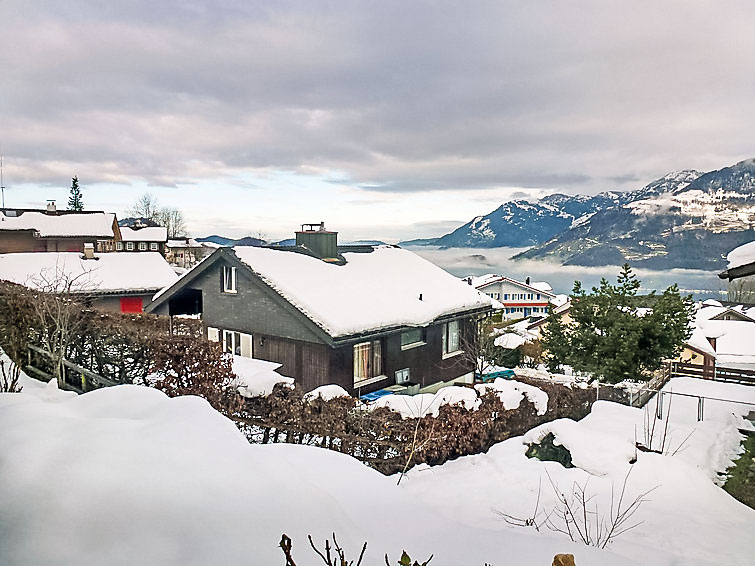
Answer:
[726,240,755,269]
[0,252,179,293]
[232,245,494,338]
[167,238,202,248]
[0,210,117,238]
[529,281,553,293]
[473,275,556,297]
[686,327,717,357]
[120,226,168,242]
[698,320,755,365]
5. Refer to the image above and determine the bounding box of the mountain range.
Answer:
[401,158,755,270]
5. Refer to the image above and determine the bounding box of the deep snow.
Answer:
[1,370,753,566]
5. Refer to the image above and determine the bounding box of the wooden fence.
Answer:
[25,344,121,393]
[670,361,755,386]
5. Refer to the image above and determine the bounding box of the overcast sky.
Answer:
[2,1,754,241]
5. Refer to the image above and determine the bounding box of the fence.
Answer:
[670,361,755,385]
[25,344,120,393]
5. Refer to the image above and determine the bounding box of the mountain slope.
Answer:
[514,160,755,269]
[401,170,702,249]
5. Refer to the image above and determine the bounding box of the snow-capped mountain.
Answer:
[401,170,702,248]
[514,160,755,269]
[402,159,755,270]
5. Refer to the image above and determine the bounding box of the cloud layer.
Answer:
[3,1,754,199]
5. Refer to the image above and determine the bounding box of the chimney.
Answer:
[83,243,95,260]
[526,276,531,285]
[46,200,57,213]
[296,222,339,261]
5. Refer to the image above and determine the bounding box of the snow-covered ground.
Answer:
[1,369,753,566]
[400,377,755,566]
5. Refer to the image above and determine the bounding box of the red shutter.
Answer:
[120,296,143,313]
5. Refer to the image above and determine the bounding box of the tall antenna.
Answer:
[0,154,5,208]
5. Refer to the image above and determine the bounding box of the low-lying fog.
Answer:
[407,246,728,300]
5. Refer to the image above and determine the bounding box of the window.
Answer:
[138,242,147,251]
[401,328,425,349]
[150,242,158,251]
[503,293,509,300]
[527,293,533,300]
[223,265,237,293]
[354,340,382,384]
[536,294,541,300]
[442,320,460,355]
[116,241,123,251]
[126,242,134,251]
[223,330,242,356]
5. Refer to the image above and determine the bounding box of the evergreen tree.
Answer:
[67,176,84,211]
[541,263,694,383]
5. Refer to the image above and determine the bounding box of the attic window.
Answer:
[223,265,237,293]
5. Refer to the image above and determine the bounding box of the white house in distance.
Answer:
[463,274,557,319]
[0,249,178,313]
[118,226,168,255]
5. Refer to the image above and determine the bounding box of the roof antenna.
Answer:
[0,153,5,209]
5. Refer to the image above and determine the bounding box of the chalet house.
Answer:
[718,240,755,304]
[683,302,755,371]
[118,226,168,255]
[0,202,121,253]
[0,249,178,313]
[465,274,556,320]
[147,225,493,395]
[166,237,206,268]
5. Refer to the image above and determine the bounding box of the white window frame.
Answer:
[150,242,158,251]
[354,340,384,386]
[442,320,461,358]
[115,241,123,251]
[126,241,134,251]
[223,265,237,293]
[138,242,147,251]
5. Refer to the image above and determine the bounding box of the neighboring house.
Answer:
[118,226,168,255]
[718,240,755,304]
[166,237,206,268]
[464,274,557,319]
[0,202,121,253]
[0,249,178,313]
[525,301,572,340]
[147,226,493,395]
[677,301,755,371]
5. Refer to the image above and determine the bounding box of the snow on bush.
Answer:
[476,378,549,415]
[303,384,350,402]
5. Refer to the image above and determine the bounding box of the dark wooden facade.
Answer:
[148,248,486,395]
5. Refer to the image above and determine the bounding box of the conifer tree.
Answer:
[67,176,84,211]
[541,263,693,383]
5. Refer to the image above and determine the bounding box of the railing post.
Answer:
[656,392,663,420]
[697,397,704,421]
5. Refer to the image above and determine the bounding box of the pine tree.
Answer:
[67,176,84,211]
[541,264,694,383]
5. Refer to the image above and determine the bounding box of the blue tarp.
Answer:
[476,369,516,382]
[359,389,395,402]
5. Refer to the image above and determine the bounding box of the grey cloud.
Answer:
[2,1,754,196]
